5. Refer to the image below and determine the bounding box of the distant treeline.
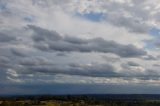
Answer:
[1,94,160,106]
[1,94,160,101]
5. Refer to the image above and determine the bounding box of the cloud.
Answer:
[127,61,140,66]
[106,11,150,33]
[101,55,120,62]
[0,32,16,42]
[41,0,156,34]
[19,57,53,66]
[11,48,28,57]
[28,25,62,41]
[29,25,147,58]
[17,62,118,77]
[1,0,160,94]
[142,55,158,60]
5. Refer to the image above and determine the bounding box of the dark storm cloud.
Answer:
[28,25,147,58]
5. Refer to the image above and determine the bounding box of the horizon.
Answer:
[3,93,160,98]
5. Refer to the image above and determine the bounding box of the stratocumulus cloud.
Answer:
[29,25,147,58]
[0,0,160,94]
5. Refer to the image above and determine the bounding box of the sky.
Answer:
[1,0,160,95]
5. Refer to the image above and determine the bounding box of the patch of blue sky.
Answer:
[144,40,155,50]
[149,27,160,37]
[146,27,160,50]
[76,12,104,22]
[143,39,160,50]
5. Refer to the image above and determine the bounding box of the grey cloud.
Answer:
[107,13,150,33]
[120,62,145,77]
[153,64,160,67]
[4,55,119,78]
[0,50,159,84]
[28,25,62,41]
[143,55,158,60]
[0,56,10,63]
[19,57,53,66]
[32,0,160,34]
[11,48,28,57]
[20,63,119,77]
[29,25,147,58]
[0,32,16,42]
[68,63,118,77]
[101,0,152,33]
[56,52,67,56]
[64,36,88,44]
[127,61,140,66]
[0,56,11,69]
[120,63,160,79]
[70,0,153,34]
[13,58,160,80]
[101,55,120,62]
[144,69,160,78]
[13,56,156,79]
[1,0,160,90]
[15,55,158,79]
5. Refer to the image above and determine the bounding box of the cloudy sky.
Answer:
[1,0,160,95]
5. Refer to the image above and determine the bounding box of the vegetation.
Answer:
[1,95,160,106]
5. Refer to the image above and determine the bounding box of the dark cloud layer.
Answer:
[25,63,118,77]
[2,83,160,95]
[28,25,147,58]
[0,32,16,42]
[0,25,155,87]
